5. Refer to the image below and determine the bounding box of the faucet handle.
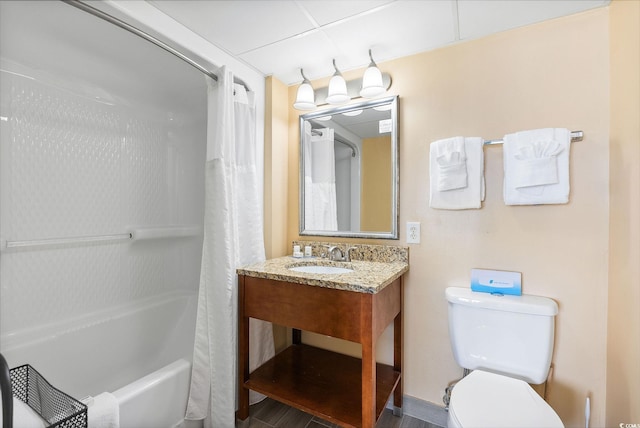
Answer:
[320,244,331,259]
[344,246,358,262]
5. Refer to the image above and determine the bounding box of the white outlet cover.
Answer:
[407,222,420,244]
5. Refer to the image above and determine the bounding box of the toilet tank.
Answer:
[446,287,558,384]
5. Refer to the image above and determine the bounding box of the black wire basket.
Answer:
[10,364,87,428]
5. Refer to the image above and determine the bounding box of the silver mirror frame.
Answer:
[299,95,399,239]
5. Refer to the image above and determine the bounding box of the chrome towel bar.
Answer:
[483,130,583,145]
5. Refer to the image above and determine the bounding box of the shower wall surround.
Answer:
[0,1,207,348]
[1,67,204,335]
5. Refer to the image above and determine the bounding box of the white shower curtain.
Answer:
[303,125,338,231]
[185,68,274,428]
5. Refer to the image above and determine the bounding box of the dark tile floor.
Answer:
[237,397,443,428]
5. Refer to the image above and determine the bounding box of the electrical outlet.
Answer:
[407,221,420,244]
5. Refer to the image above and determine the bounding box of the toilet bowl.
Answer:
[447,370,563,428]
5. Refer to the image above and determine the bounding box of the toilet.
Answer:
[445,287,564,428]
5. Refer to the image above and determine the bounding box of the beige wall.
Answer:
[607,0,640,426]
[264,76,290,260]
[361,135,392,231]
[264,76,291,352]
[266,5,640,427]
[381,10,609,426]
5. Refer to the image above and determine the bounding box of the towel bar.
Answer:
[484,130,583,145]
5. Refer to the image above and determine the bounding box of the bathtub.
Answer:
[1,291,198,428]
[113,358,198,428]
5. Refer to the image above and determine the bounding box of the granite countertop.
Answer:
[237,254,409,294]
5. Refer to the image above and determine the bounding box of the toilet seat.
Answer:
[448,370,564,428]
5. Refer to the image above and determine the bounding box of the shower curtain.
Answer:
[304,125,338,230]
[185,67,274,428]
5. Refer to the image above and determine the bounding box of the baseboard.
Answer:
[387,394,448,427]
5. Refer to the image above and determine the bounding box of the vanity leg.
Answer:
[361,295,376,428]
[237,276,250,421]
[393,280,403,413]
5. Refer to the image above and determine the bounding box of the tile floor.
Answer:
[237,397,443,428]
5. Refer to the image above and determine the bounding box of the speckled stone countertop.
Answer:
[237,243,409,294]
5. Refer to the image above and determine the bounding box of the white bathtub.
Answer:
[113,358,197,428]
[1,291,198,427]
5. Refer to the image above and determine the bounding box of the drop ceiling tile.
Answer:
[149,0,315,55]
[243,0,457,84]
[144,0,610,86]
[298,0,394,26]
[239,30,339,84]
[458,0,609,41]
[321,0,457,65]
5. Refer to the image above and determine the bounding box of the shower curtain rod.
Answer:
[311,129,357,157]
[335,136,357,157]
[60,0,250,91]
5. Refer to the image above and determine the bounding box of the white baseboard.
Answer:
[387,394,448,427]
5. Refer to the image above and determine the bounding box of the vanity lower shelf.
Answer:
[245,344,401,428]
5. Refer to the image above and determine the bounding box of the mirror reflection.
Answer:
[299,96,399,239]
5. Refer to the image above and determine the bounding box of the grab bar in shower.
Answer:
[2,233,132,250]
[1,225,202,251]
[128,225,201,241]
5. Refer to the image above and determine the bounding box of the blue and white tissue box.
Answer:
[470,268,522,296]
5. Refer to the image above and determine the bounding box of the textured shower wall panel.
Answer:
[1,246,124,333]
[7,75,123,240]
[123,117,168,227]
[0,69,204,335]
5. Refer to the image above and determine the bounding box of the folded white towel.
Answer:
[86,392,120,428]
[503,128,570,205]
[433,136,468,191]
[430,137,484,210]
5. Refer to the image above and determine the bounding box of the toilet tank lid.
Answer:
[446,287,558,316]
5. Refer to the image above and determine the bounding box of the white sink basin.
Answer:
[288,265,354,274]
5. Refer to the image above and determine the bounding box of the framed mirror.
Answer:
[299,95,399,239]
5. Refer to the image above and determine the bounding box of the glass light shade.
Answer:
[325,74,350,104]
[373,103,393,111]
[360,65,385,98]
[293,81,316,110]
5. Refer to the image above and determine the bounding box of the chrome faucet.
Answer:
[324,246,358,262]
[327,246,343,261]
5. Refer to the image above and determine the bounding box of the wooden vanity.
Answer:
[237,246,408,428]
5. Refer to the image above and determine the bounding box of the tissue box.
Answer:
[470,268,522,296]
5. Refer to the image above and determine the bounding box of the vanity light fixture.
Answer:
[360,49,385,98]
[325,59,350,105]
[293,68,316,111]
[293,52,391,110]
[373,103,393,112]
[342,109,363,117]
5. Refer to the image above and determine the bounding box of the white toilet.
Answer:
[445,287,564,428]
